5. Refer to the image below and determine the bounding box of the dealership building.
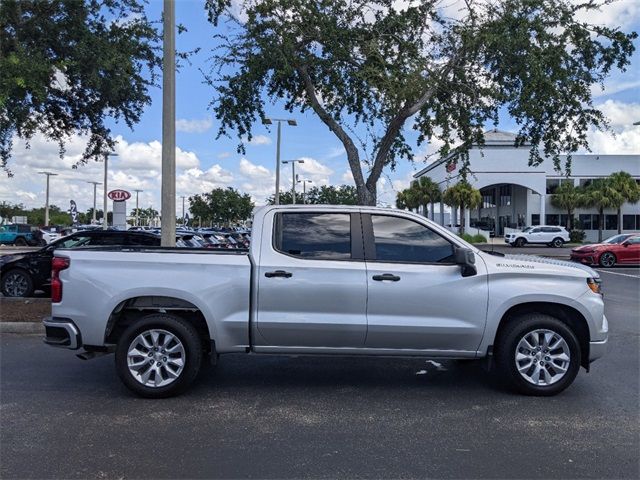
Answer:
[413,129,640,241]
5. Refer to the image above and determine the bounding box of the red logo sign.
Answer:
[108,190,131,202]
[446,162,457,173]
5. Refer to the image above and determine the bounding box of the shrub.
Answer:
[459,233,488,244]
[570,229,586,243]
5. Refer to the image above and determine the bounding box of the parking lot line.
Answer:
[594,269,640,279]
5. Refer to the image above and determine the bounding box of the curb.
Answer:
[0,322,44,334]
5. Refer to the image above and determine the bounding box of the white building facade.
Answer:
[413,130,640,241]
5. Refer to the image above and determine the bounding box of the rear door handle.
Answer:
[265,270,293,278]
[372,273,401,282]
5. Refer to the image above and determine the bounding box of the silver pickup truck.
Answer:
[43,205,607,398]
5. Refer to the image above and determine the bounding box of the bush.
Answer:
[459,233,488,244]
[569,229,586,243]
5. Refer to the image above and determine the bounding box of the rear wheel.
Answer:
[515,238,526,247]
[14,237,28,246]
[552,237,564,248]
[495,314,581,396]
[599,252,616,268]
[115,314,203,398]
[1,269,34,297]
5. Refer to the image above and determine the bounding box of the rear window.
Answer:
[274,212,352,260]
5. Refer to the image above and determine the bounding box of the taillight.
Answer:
[51,256,70,303]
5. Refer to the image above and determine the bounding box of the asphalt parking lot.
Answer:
[1,268,639,479]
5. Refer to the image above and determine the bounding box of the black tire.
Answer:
[515,237,526,247]
[495,314,581,396]
[552,237,564,248]
[14,237,28,246]
[1,269,34,297]
[115,314,203,398]
[598,252,616,268]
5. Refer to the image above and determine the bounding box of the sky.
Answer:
[1,0,639,219]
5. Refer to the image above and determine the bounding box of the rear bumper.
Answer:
[43,317,81,350]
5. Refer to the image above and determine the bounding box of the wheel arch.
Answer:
[104,296,213,353]
[493,302,591,370]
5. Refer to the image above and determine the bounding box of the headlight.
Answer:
[587,277,602,295]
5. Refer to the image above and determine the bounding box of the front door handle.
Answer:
[372,273,401,282]
[265,270,293,278]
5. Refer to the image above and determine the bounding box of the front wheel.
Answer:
[495,314,581,396]
[599,252,616,268]
[115,314,203,398]
[515,238,526,248]
[14,237,28,246]
[1,269,34,297]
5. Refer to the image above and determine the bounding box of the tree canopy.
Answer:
[189,187,254,225]
[268,184,358,205]
[0,0,161,174]
[206,0,636,205]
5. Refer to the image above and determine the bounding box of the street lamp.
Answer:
[134,189,143,226]
[262,117,297,205]
[282,159,304,204]
[86,181,102,224]
[102,152,119,230]
[299,179,313,204]
[38,172,58,226]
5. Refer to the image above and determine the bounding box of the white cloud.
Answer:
[176,117,213,134]
[216,151,231,159]
[244,134,272,146]
[574,0,640,30]
[580,100,640,154]
[592,79,640,98]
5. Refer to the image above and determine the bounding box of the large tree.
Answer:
[583,179,624,242]
[205,0,636,205]
[267,184,358,204]
[608,171,640,234]
[550,182,584,230]
[0,0,161,174]
[443,180,481,234]
[189,187,254,226]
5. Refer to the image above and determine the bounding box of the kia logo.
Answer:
[108,189,131,202]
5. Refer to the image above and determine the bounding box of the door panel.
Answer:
[363,213,489,353]
[255,211,367,348]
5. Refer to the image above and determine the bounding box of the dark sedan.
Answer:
[0,230,160,297]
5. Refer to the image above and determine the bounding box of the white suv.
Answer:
[505,226,570,248]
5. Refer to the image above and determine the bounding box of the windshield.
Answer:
[521,227,532,232]
[603,234,631,244]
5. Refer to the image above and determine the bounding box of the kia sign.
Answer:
[108,190,131,202]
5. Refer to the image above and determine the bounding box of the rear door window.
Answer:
[274,212,353,260]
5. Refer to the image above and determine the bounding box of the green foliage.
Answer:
[267,185,358,205]
[569,229,586,243]
[608,171,640,234]
[550,182,584,229]
[582,178,625,242]
[459,233,488,244]
[443,180,481,235]
[189,188,254,225]
[206,0,636,205]
[0,0,162,174]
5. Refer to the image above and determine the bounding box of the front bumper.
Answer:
[43,317,81,350]
[589,338,608,362]
[570,253,596,265]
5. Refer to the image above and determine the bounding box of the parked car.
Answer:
[43,205,606,398]
[0,224,38,246]
[570,233,640,267]
[0,230,161,297]
[505,226,570,247]
[40,228,62,245]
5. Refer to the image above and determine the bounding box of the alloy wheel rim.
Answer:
[601,253,614,267]
[515,329,570,386]
[4,273,28,296]
[127,329,186,388]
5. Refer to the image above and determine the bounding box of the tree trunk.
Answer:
[598,208,603,242]
[357,184,376,206]
[460,206,466,235]
[618,207,622,234]
[567,209,573,230]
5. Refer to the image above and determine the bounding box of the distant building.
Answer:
[414,129,640,241]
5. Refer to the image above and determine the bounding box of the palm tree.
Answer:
[396,188,419,212]
[414,177,441,220]
[608,171,640,234]
[583,179,624,242]
[550,182,584,230]
[443,180,482,234]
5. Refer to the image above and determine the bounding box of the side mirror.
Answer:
[455,247,477,277]
[622,241,629,248]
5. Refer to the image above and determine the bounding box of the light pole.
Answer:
[102,152,119,230]
[180,195,186,226]
[299,179,313,204]
[134,189,143,226]
[38,172,58,226]
[86,181,102,224]
[161,0,176,246]
[282,159,304,204]
[262,117,297,204]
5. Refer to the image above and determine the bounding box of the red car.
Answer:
[571,233,640,267]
